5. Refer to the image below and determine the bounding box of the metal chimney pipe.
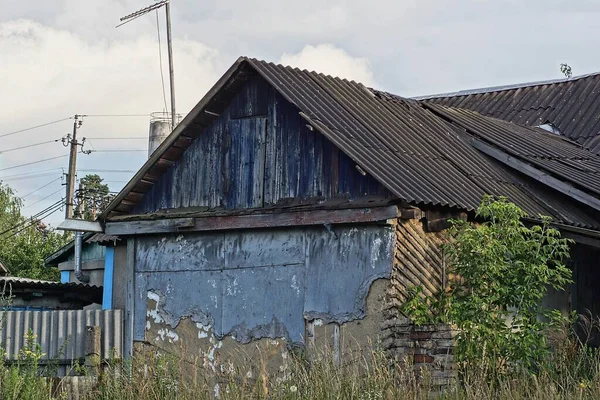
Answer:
[148,112,171,158]
[74,231,89,283]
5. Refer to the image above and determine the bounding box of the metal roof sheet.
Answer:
[100,57,600,230]
[426,105,600,199]
[419,72,600,151]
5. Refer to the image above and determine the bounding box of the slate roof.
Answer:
[0,276,102,295]
[101,57,600,231]
[419,72,600,153]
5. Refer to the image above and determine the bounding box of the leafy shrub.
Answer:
[401,196,574,376]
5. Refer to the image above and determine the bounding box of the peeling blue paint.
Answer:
[134,225,394,344]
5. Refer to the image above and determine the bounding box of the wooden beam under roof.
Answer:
[105,206,400,236]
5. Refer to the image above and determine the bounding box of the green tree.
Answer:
[78,174,111,220]
[447,196,572,374]
[0,183,69,280]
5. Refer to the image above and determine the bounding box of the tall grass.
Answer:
[1,318,600,399]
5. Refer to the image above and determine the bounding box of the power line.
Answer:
[84,114,150,117]
[0,139,59,155]
[20,177,63,199]
[156,9,169,114]
[79,169,137,173]
[84,137,146,140]
[23,188,65,209]
[2,203,64,240]
[0,155,68,173]
[26,198,64,221]
[0,168,63,181]
[0,117,71,139]
[90,149,147,153]
[1,173,63,182]
[0,199,63,238]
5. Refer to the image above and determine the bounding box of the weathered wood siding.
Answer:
[134,77,390,214]
[388,218,448,310]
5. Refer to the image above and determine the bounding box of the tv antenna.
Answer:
[118,0,177,130]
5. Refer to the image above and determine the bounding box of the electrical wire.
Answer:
[0,198,63,237]
[0,117,71,139]
[1,173,64,182]
[20,177,63,199]
[156,9,169,114]
[2,203,63,240]
[84,137,146,140]
[79,169,137,173]
[0,139,59,155]
[23,188,65,209]
[0,155,68,173]
[90,150,146,153]
[0,168,63,180]
[83,114,150,117]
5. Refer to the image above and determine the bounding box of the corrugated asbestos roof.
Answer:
[101,57,600,230]
[419,72,600,154]
[0,276,102,293]
[426,105,600,197]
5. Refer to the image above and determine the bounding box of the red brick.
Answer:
[414,354,434,363]
[410,331,432,340]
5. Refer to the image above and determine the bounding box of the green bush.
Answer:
[402,196,574,376]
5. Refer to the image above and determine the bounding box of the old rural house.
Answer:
[44,59,600,373]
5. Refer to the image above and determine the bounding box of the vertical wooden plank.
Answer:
[253,118,267,208]
[333,323,340,367]
[124,238,135,359]
[264,88,277,206]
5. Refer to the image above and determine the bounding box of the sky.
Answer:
[1,0,600,226]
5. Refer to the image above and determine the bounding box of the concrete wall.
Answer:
[131,223,395,370]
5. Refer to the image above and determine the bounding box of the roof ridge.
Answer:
[414,71,600,100]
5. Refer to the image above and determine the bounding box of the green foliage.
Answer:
[78,174,111,221]
[1,330,600,399]
[401,196,573,375]
[0,330,53,400]
[0,183,69,280]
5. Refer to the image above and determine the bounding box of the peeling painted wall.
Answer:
[132,224,394,349]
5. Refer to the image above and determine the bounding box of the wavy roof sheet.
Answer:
[101,57,600,230]
[420,73,600,153]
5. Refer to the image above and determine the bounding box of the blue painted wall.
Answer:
[102,246,115,310]
[60,271,70,284]
[134,76,390,214]
[133,224,395,344]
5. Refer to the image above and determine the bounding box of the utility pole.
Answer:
[165,1,176,130]
[65,115,80,219]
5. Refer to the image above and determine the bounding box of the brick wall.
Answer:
[382,317,457,387]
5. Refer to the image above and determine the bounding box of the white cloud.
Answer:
[279,44,377,87]
[0,19,222,222]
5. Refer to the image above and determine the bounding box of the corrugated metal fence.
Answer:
[0,309,123,374]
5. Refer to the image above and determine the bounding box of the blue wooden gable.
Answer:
[134,76,391,214]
